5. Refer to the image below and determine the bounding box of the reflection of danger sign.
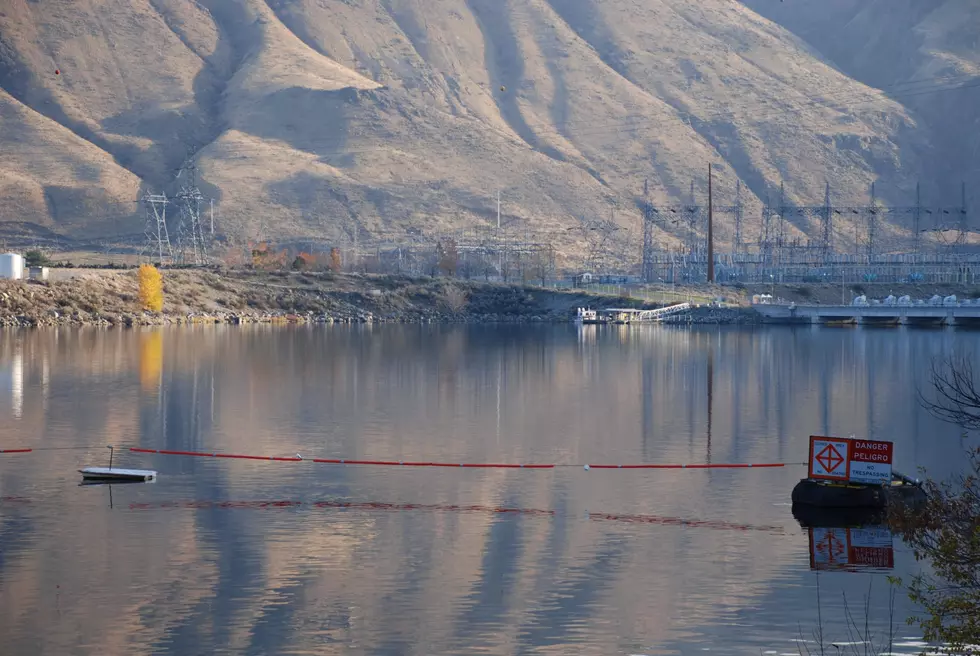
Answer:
[809,527,894,571]
[810,527,849,567]
[808,436,893,484]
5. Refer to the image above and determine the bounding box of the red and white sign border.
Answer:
[808,436,852,482]
[807,435,894,484]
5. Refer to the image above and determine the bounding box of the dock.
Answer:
[577,303,692,325]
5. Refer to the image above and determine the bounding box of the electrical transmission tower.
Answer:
[174,163,211,265]
[141,191,173,264]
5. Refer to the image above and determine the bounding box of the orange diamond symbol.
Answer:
[815,530,847,563]
[815,443,845,474]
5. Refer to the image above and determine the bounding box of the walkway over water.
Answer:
[599,302,692,323]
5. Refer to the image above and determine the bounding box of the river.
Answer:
[0,325,974,655]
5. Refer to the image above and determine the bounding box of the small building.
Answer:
[28,266,49,281]
[0,253,24,280]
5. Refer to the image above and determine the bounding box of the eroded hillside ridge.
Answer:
[0,0,957,251]
[740,0,980,213]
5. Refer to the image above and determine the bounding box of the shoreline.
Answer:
[0,306,763,328]
[3,267,977,328]
[0,268,733,328]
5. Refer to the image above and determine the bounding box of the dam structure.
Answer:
[751,295,980,327]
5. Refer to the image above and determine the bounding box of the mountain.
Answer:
[740,0,980,214]
[0,0,963,255]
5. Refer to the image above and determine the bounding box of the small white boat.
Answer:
[575,307,603,324]
[79,467,157,482]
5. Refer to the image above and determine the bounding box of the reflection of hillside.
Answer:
[0,326,974,653]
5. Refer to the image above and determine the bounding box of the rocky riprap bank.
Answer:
[0,270,764,328]
[0,305,764,328]
[0,310,583,328]
[661,306,763,325]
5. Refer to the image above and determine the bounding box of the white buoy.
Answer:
[584,464,590,471]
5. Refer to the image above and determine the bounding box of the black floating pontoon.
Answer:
[791,470,927,510]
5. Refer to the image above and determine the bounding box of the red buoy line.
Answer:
[0,449,32,454]
[127,447,805,470]
[585,463,789,469]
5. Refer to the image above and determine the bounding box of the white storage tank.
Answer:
[0,253,24,280]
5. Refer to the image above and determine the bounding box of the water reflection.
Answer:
[0,325,976,655]
[793,504,895,573]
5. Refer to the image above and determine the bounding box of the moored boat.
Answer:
[575,307,603,324]
[791,470,927,509]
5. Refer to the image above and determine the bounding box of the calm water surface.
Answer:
[0,325,975,655]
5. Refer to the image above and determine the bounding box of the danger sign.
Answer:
[849,440,894,484]
[808,436,893,484]
[809,437,850,480]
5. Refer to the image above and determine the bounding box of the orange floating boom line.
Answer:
[586,463,788,469]
[128,448,801,470]
[310,458,555,468]
[130,448,302,462]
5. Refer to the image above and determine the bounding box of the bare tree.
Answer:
[891,353,980,650]
[442,285,468,317]
[919,355,980,430]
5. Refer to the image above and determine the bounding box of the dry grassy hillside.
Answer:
[741,0,980,212]
[0,0,951,252]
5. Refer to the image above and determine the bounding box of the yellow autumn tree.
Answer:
[138,264,164,312]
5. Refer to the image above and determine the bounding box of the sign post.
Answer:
[808,436,893,485]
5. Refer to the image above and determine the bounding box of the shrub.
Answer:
[138,264,164,312]
[24,249,51,267]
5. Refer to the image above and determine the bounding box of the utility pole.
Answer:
[496,191,502,277]
[732,179,742,256]
[912,182,921,257]
[867,182,878,261]
[957,181,968,252]
[822,181,832,260]
[707,163,714,283]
